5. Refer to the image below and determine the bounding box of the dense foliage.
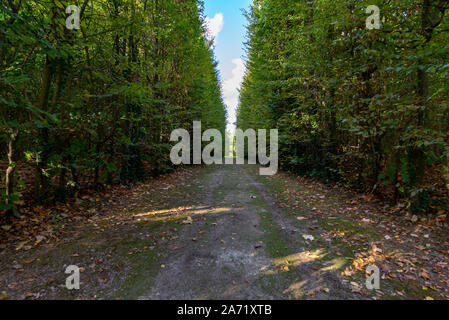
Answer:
[237,0,449,213]
[0,0,226,217]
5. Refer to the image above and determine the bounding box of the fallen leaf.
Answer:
[15,241,27,251]
[181,216,193,225]
[279,265,289,272]
[0,291,9,300]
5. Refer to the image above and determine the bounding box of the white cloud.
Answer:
[204,13,224,44]
[222,58,246,128]
[204,14,245,130]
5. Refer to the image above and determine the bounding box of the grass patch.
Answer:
[321,217,381,242]
[249,194,292,258]
[105,216,185,299]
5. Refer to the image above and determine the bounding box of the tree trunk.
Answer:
[407,0,439,213]
[443,156,449,201]
[34,55,53,201]
[5,129,18,217]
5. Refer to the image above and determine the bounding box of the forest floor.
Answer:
[1,165,448,300]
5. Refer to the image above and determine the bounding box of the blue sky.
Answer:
[203,0,252,131]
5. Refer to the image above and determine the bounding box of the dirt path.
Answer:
[141,165,356,300]
[1,165,448,300]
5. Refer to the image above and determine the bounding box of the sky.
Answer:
[203,0,252,132]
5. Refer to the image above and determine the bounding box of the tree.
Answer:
[1,0,227,218]
[237,0,448,213]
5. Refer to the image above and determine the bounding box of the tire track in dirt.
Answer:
[140,165,274,299]
[244,167,358,300]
